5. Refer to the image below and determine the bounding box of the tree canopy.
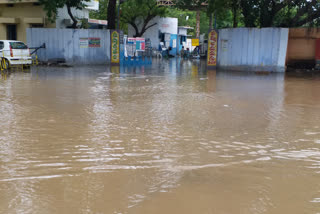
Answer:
[94,0,320,35]
[120,0,167,37]
[38,0,90,28]
[90,0,108,20]
[207,0,320,28]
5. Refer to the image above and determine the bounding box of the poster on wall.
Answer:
[127,38,136,56]
[80,38,101,48]
[172,39,176,48]
[164,34,171,42]
[135,38,145,51]
[111,30,120,64]
[126,38,145,56]
[221,39,228,52]
[89,38,101,47]
[207,30,218,68]
[192,39,199,47]
[80,38,89,48]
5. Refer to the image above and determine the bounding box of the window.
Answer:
[0,42,4,50]
[180,36,186,45]
[30,24,44,28]
[10,42,28,49]
[7,24,17,40]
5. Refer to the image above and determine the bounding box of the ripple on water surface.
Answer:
[1,63,320,213]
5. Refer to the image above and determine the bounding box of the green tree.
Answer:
[90,0,108,20]
[38,0,90,28]
[120,0,167,37]
[239,0,320,27]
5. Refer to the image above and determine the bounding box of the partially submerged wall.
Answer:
[287,28,320,65]
[27,28,110,64]
[217,28,289,72]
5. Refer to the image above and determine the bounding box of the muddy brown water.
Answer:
[1,59,320,214]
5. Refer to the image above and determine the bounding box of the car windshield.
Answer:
[10,42,28,49]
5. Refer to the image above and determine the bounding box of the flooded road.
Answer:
[1,59,320,213]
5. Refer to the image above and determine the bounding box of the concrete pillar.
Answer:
[18,21,29,43]
[0,24,6,40]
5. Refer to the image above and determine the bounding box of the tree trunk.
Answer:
[107,0,117,29]
[209,13,213,30]
[232,0,238,28]
[67,4,78,29]
[233,9,238,27]
[196,11,200,38]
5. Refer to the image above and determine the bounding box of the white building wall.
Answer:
[158,18,178,35]
[178,28,188,36]
[128,17,178,49]
[55,0,99,28]
[56,7,89,28]
[85,0,99,10]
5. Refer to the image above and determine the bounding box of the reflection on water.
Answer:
[1,59,320,213]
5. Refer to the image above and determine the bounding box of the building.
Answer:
[178,26,193,53]
[0,0,99,43]
[286,28,320,68]
[128,17,179,56]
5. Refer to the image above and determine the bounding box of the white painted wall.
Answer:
[158,18,178,35]
[85,0,99,10]
[178,28,188,36]
[56,6,89,28]
[55,0,99,28]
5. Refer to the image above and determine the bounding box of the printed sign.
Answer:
[80,38,101,48]
[135,38,145,51]
[120,31,124,44]
[89,38,101,47]
[127,38,136,56]
[80,38,89,48]
[207,30,218,67]
[192,39,199,47]
[111,31,120,64]
[164,34,171,42]
[221,39,228,52]
[172,39,176,48]
[127,38,145,54]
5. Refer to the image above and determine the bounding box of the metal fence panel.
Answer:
[27,28,111,64]
[217,28,289,72]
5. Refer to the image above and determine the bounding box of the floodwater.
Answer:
[1,59,320,214]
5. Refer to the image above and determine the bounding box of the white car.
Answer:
[0,40,32,68]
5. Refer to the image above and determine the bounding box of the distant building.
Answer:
[0,0,100,42]
[178,26,193,52]
[128,17,179,56]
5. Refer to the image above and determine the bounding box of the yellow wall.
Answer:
[0,3,55,43]
[287,28,320,62]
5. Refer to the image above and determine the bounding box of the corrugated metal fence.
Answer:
[27,28,110,64]
[218,28,289,72]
